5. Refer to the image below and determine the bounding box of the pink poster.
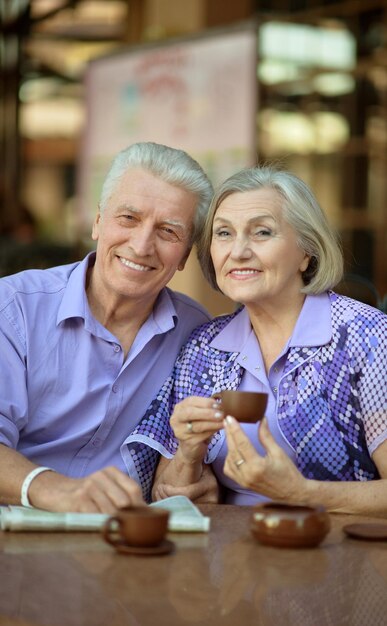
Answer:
[79,26,257,230]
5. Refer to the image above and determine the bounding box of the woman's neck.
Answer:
[247,293,306,372]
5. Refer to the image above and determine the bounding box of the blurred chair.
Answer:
[0,239,80,277]
[336,273,387,313]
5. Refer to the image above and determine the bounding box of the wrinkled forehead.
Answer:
[106,170,198,217]
[215,187,285,217]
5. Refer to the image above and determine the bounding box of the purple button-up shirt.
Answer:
[0,253,210,478]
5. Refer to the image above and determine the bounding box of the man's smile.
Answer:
[118,255,153,272]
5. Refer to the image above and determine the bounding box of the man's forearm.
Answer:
[0,443,145,513]
[154,448,203,489]
[152,454,220,503]
[0,443,41,505]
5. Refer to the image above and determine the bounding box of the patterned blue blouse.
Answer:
[121,292,387,502]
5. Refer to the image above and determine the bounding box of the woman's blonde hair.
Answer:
[197,166,343,294]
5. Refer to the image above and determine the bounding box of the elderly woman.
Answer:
[122,167,387,515]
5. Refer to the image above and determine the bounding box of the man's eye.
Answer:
[117,214,135,223]
[160,227,179,241]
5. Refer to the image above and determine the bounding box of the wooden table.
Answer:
[1,505,387,625]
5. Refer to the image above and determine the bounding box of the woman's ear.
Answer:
[300,254,311,273]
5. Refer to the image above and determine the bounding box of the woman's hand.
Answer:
[170,396,224,465]
[151,399,223,498]
[223,416,307,503]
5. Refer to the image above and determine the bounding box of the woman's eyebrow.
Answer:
[213,213,276,225]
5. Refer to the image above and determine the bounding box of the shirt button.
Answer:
[112,384,118,393]
[255,366,260,371]
[242,355,247,361]
[113,344,120,352]
[273,386,278,393]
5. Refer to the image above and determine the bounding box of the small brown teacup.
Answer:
[102,506,170,548]
[213,390,268,423]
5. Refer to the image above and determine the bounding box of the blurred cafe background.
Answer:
[1,0,386,315]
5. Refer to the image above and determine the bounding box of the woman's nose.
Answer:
[230,235,252,259]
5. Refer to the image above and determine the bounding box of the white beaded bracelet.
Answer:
[21,466,53,508]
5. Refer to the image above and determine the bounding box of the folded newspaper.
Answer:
[0,495,210,533]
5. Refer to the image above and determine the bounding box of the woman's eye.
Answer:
[254,229,271,237]
[213,229,231,238]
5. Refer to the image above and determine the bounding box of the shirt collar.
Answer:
[210,307,251,353]
[57,253,93,325]
[210,292,332,353]
[57,252,178,333]
[289,292,332,347]
[149,287,178,333]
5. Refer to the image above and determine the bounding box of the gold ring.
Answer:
[186,421,193,433]
[235,458,245,468]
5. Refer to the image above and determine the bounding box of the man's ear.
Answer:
[177,247,192,271]
[91,211,101,241]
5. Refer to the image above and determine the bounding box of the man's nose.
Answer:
[130,225,155,256]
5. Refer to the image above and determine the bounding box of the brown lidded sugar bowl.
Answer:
[251,503,331,548]
[212,390,268,423]
[102,506,170,548]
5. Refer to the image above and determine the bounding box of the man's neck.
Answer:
[86,267,158,356]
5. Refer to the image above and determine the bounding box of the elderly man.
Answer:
[0,142,214,512]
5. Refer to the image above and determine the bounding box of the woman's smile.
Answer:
[228,268,261,277]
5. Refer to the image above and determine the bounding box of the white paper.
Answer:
[0,495,210,533]
[151,495,211,532]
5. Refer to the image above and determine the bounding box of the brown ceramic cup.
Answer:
[102,506,170,548]
[212,390,268,423]
[251,502,331,548]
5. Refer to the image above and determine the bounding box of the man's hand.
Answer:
[152,463,219,504]
[29,466,145,513]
